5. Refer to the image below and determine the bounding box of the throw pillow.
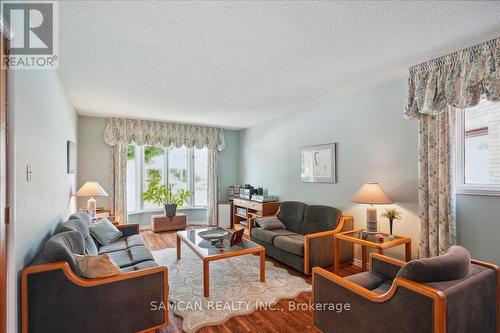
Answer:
[88,218,123,245]
[72,253,121,278]
[255,216,286,230]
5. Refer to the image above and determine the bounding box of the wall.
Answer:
[457,195,500,264]
[7,69,78,332]
[77,116,240,227]
[239,78,420,261]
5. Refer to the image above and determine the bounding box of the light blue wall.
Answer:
[239,78,420,261]
[457,195,500,264]
[8,70,78,332]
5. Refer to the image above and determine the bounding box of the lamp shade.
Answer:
[352,182,392,204]
[75,181,109,197]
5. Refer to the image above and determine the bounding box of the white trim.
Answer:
[455,107,500,196]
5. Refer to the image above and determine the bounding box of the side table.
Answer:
[334,229,411,273]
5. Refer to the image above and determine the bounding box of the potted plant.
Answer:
[142,170,191,218]
[380,208,402,239]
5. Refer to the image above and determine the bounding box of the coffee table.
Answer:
[176,227,266,297]
[334,229,411,274]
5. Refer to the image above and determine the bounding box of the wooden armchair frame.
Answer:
[249,209,354,275]
[313,253,500,333]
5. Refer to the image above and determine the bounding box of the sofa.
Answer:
[250,201,354,274]
[22,212,168,333]
[313,246,499,333]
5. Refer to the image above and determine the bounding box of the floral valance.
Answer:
[103,117,225,151]
[404,37,500,119]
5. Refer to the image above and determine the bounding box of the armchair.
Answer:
[313,247,499,333]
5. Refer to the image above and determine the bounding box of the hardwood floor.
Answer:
[141,227,361,333]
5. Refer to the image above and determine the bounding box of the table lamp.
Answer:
[352,182,393,234]
[75,181,109,218]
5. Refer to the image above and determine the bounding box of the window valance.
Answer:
[103,117,225,151]
[404,37,500,119]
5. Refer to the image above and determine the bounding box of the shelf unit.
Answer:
[231,198,280,234]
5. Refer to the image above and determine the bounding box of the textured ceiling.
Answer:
[58,1,500,129]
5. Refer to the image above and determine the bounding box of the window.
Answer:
[127,145,208,212]
[456,98,500,195]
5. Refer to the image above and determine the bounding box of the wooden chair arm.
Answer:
[22,261,168,287]
[370,253,406,268]
[116,223,140,235]
[303,216,353,274]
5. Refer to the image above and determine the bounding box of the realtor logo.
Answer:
[1,1,58,69]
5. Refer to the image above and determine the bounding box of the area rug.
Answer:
[153,245,311,333]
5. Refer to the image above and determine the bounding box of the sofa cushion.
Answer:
[345,271,386,290]
[55,218,98,255]
[32,231,85,272]
[121,260,159,272]
[273,234,305,256]
[301,205,341,235]
[72,253,122,278]
[251,227,298,244]
[371,282,392,295]
[397,246,471,282]
[254,216,286,230]
[107,245,154,268]
[278,201,307,233]
[68,211,93,225]
[89,218,123,245]
[98,234,146,254]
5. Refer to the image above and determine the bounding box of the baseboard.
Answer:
[352,258,370,269]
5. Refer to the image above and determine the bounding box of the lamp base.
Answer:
[366,206,378,234]
[87,197,96,219]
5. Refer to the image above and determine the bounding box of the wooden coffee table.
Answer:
[176,227,266,297]
[334,229,412,274]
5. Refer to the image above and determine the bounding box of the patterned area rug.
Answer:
[153,245,311,333]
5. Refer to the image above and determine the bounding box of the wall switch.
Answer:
[26,164,32,182]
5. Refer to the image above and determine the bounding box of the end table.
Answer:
[334,229,411,273]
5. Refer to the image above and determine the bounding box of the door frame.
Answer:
[0,31,10,333]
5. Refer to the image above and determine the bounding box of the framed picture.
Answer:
[301,143,337,183]
[67,140,76,174]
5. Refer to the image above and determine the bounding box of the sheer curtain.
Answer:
[405,37,499,257]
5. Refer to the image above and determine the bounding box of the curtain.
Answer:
[104,118,225,225]
[111,143,128,224]
[207,149,218,226]
[405,37,499,257]
[405,37,500,119]
[418,110,456,257]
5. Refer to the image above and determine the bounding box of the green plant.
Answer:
[144,145,164,164]
[381,208,402,221]
[127,145,135,161]
[142,170,191,206]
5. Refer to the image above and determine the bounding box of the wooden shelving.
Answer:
[231,198,280,234]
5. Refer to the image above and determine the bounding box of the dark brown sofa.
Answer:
[250,201,354,275]
[313,246,499,333]
[22,212,168,333]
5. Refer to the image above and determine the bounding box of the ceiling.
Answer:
[59,1,500,129]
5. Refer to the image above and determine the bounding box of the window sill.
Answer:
[456,184,500,197]
[127,206,207,216]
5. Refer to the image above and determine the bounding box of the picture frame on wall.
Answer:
[301,143,337,183]
[67,140,76,174]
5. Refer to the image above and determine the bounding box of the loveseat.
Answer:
[313,246,499,333]
[22,212,168,333]
[250,201,354,274]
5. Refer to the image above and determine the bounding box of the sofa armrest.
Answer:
[116,223,140,236]
[22,262,168,333]
[370,253,405,280]
[303,216,354,274]
[312,267,446,333]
